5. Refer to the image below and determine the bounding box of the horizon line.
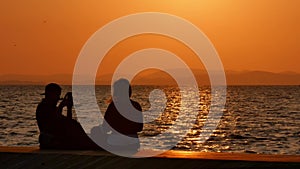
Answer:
[1,69,300,76]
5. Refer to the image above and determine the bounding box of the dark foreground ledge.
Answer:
[0,147,299,169]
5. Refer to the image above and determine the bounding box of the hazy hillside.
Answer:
[1,70,300,85]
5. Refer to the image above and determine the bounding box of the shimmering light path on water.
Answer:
[0,85,299,155]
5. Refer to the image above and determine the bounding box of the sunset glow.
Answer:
[0,0,299,84]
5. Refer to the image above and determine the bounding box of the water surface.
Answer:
[0,85,299,155]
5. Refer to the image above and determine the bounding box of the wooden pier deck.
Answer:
[0,146,299,169]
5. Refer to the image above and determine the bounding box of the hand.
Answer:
[58,98,68,108]
[65,92,73,108]
[58,92,73,114]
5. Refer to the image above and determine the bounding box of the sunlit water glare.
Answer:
[0,85,299,155]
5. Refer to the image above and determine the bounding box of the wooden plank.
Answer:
[156,150,300,162]
[0,146,299,162]
[0,146,299,169]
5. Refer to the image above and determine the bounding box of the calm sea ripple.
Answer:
[0,85,299,155]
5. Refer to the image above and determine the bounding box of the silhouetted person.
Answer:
[102,79,143,152]
[36,83,101,150]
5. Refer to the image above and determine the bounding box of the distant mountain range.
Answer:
[0,70,300,85]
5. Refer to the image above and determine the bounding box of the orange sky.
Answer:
[1,0,300,76]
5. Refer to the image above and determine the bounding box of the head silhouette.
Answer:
[44,83,62,104]
[113,78,132,100]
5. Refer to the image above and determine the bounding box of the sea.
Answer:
[0,85,299,155]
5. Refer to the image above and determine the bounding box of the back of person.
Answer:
[98,78,144,153]
[36,99,66,149]
[36,83,101,150]
[104,100,143,138]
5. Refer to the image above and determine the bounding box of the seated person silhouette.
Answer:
[36,83,101,150]
[91,79,143,153]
